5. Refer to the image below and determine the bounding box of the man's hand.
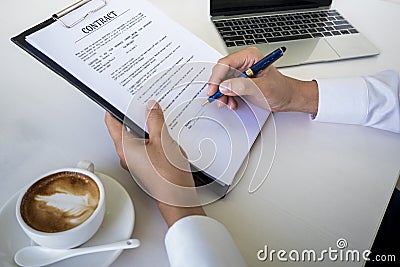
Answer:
[207,47,319,114]
[105,100,205,227]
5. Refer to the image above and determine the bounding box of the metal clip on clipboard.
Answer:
[52,0,107,28]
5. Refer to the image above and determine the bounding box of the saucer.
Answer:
[0,172,135,267]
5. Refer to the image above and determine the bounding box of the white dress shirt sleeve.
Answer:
[164,215,247,267]
[314,70,400,133]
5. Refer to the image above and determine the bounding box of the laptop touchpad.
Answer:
[258,39,340,67]
[325,34,380,59]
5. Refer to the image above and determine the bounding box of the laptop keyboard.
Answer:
[214,10,359,47]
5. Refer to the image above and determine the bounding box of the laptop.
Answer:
[210,0,379,67]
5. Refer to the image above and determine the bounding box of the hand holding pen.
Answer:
[205,47,289,110]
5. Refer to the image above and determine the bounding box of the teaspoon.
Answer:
[14,238,140,267]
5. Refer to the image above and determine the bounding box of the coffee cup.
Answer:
[16,161,105,249]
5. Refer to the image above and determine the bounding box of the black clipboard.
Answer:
[11,0,229,196]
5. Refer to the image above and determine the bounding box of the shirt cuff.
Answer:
[313,76,368,125]
[165,215,247,267]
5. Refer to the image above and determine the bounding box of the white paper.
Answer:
[26,0,269,185]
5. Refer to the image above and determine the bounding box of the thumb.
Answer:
[146,100,165,141]
[219,78,256,97]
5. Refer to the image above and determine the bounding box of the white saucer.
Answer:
[0,172,135,267]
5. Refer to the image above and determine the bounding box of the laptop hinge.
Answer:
[211,6,331,21]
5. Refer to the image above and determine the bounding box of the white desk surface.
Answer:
[1,0,399,266]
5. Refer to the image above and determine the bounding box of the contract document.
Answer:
[19,0,269,187]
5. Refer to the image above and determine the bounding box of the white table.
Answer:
[1,0,399,266]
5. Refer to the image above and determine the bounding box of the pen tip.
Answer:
[281,46,287,53]
[201,100,209,106]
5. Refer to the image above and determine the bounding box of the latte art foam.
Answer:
[20,172,100,233]
[35,192,96,225]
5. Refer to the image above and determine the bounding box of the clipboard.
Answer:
[11,0,229,196]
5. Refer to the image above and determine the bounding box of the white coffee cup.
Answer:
[16,161,105,249]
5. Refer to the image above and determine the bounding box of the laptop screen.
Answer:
[210,0,332,17]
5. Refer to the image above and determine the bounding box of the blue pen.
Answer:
[202,46,286,106]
